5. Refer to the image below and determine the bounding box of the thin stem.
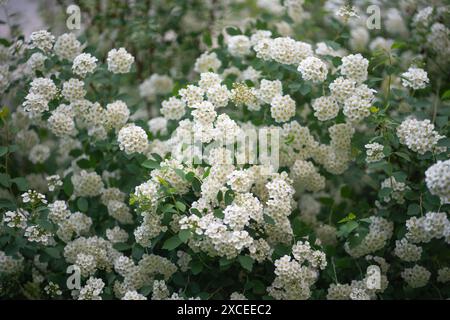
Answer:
[432,78,441,124]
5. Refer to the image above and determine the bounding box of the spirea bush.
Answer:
[0,0,449,300]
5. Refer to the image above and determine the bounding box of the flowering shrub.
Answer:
[0,0,449,300]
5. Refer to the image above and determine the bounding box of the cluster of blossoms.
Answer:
[396,118,444,154]
[1,0,449,301]
[268,241,326,299]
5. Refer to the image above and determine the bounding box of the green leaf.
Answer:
[175,201,186,212]
[192,177,201,192]
[436,116,448,128]
[202,167,211,179]
[338,212,356,223]
[162,235,182,250]
[441,89,450,100]
[162,203,177,214]
[190,260,203,275]
[77,197,88,212]
[178,230,191,243]
[219,257,234,267]
[11,177,28,191]
[437,138,450,148]
[44,247,61,259]
[213,208,224,219]
[217,190,223,203]
[263,214,275,225]
[114,243,132,251]
[338,220,359,238]
[76,159,92,169]
[391,41,407,50]
[63,174,73,197]
[407,203,421,216]
[0,198,15,210]
[378,187,392,199]
[0,146,7,157]
[299,84,311,95]
[203,32,212,47]
[0,173,11,188]
[392,171,407,183]
[340,185,352,198]
[226,27,241,35]
[174,168,185,180]
[394,152,411,161]
[238,255,254,272]
[185,171,195,182]
[224,189,234,205]
[141,159,160,169]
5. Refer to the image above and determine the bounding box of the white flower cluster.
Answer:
[72,53,98,77]
[161,97,186,120]
[0,251,23,275]
[105,100,130,130]
[254,36,313,65]
[365,142,385,163]
[401,67,429,90]
[405,211,450,244]
[48,104,76,137]
[326,266,388,300]
[345,216,393,258]
[117,124,149,154]
[107,48,134,74]
[339,54,369,83]
[297,56,328,83]
[268,241,326,300]
[311,96,339,121]
[381,176,407,204]
[23,78,58,116]
[401,265,431,288]
[227,35,252,57]
[194,52,222,73]
[425,160,450,204]
[397,118,444,154]
[54,33,81,61]
[139,74,173,100]
[71,170,104,197]
[394,238,422,262]
[62,78,86,102]
[29,30,55,53]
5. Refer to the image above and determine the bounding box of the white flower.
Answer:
[161,97,186,120]
[29,144,50,164]
[3,209,29,229]
[401,265,431,288]
[401,67,429,90]
[194,52,222,73]
[72,53,98,77]
[227,35,252,57]
[71,170,104,197]
[29,30,55,53]
[396,118,443,154]
[54,33,81,61]
[148,117,168,136]
[365,143,385,163]
[107,48,134,74]
[297,56,328,83]
[270,94,296,123]
[425,160,450,204]
[117,124,148,154]
[311,96,339,121]
[62,78,86,102]
[29,78,57,101]
[105,100,130,130]
[339,54,368,83]
[257,79,283,104]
